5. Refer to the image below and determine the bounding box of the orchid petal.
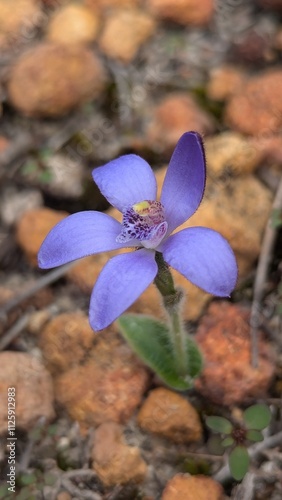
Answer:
[89,249,157,330]
[161,227,238,296]
[93,155,157,212]
[38,211,136,269]
[160,132,206,233]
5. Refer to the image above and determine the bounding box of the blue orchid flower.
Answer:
[38,132,237,330]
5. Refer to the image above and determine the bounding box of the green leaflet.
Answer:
[206,416,233,435]
[229,446,250,481]
[246,429,264,442]
[118,314,202,390]
[243,404,271,430]
[221,436,235,448]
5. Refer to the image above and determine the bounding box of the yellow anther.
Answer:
[132,200,150,216]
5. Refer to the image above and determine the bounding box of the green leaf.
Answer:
[229,446,250,481]
[118,314,202,390]
[221,436,235,448]
[246,429,264,442]
[243,404,271,430]
[206,416,233,435]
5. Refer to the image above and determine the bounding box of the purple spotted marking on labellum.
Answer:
[116,200,168,249]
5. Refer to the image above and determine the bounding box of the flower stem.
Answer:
[154,252,188,377]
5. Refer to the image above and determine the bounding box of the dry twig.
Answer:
[0,132,34,171]
[250,174,282,367]
[0,261,76,319]
[61,470,101,500]
[0,312,30,350]
[231,472,255,500]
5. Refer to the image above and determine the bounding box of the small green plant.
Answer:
[206,404,272,480]
[21,148,54,186]
[16,470,58,500]
[0,470,58,500]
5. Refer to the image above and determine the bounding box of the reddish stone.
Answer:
[47,4,100,46]
[146,93,214,152]
[0,0,41,51]
[99,9,156,63]
[0,352,55,434]
[16,207,68,266]
[195,302,275,406]
[92,422,147,486]
[161,474,224,500]
[40,312,95,374]
[225,69,282,136]
[8,43,106,117]
[147,0,214,26]
[207,65,246,101]
[137,387,202,443]
[54,327,149,428]
[250,134,282,164]
[85,0,138,10]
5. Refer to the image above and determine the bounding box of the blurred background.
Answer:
[0,1,282,499]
